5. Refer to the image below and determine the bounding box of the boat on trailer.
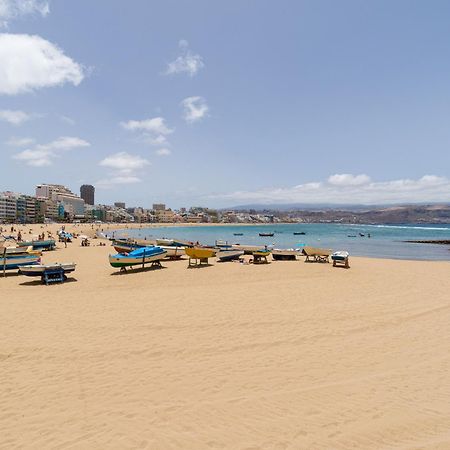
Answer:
[19,263,76,277]
[109,246,167,270]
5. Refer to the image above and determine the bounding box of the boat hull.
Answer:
[19,263,76,277]
[185,247,216,259]
[18,240,56,250]
[109,248,167,268]
[0,255,41,270]
[217,250,244,261]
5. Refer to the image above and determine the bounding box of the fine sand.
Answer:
[1,223,450,449]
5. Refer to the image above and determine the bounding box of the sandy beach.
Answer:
[1,223,450,449]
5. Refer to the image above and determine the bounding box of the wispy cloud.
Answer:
[6,136,35,147]
[60,115,75,125]
[121,116,174,153]
[0,33,84,95]
[120,117,173,135]
[0,0,49,28]
[165,40,204,77]
[0,109,31,125]
[155,148,171,156]
[97,151,150,187]
[181,96,209,123]
[210,174,450,205]
[12,136,90,166]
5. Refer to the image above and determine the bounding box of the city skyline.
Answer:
[2,1,450,207]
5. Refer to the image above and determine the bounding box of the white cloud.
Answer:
[0,0,49,27]
[211,174,450,205]
[120,117,173,135]
[97,152,150,188]
[181,96,209,123]
[6,136,34,146]
[141,133,169,147]
[328,173,371,186]
[0,109,31,124]
[12,135,90,166]
[165,40,204,77]
[99,152,150,172]
[155,148,171,156]
[0,33,84,95]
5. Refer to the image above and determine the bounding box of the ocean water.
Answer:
[110,223,450,261]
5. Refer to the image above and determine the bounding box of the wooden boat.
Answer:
[216,250,244,262]
[185,247,217,259]
[19,263,76,277]
[272,249,299,261]
[156,238,174,246]
[185,247,217,266]
[233,233,243,236]
[1,245,37,255]
[158,245,185,258]
[251,249,271,264]
[331,251,350,268]
[112,239,143,253]
[259,232,274,237]
[0,253,41,270]
[156,238,193,248]
[109,246,167,269]
[252,250,271,257]
[18,239,56,251]
[231,244,273,254]
[293,232,306,235]
[215,240,233,249]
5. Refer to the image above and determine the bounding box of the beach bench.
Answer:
[302,246,332,263]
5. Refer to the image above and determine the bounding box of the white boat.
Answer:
[155,238,174,246]
[19,263,76,277]
[158,245,186,258]
[216,250,244,261]
[109,246,167,269]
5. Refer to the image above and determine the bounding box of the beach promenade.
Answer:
[1,224,450,449]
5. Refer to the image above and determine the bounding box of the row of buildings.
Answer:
[2,183,262,224]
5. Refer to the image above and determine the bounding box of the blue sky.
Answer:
[1,0,450,207]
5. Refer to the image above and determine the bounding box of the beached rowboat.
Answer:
[109,246,167,268]
[216,250,244,262]
[19,263,76,277]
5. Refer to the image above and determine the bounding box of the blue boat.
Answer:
[109,246,167,269]
[0,253,41,270]
[18,239,56,251]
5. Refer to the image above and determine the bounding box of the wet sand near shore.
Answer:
[1,223,450,449]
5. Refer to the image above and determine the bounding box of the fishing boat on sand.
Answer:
[17,239,56,251]
[19,263,76,277]
[0,253,41,270]
[216,250,244,262]
[109,246,167,270]
[272,249,300,261]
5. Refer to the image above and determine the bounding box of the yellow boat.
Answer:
[252,250,271,257]
[185,247,216,259]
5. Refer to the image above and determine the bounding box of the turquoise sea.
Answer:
[110,223,450,261]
